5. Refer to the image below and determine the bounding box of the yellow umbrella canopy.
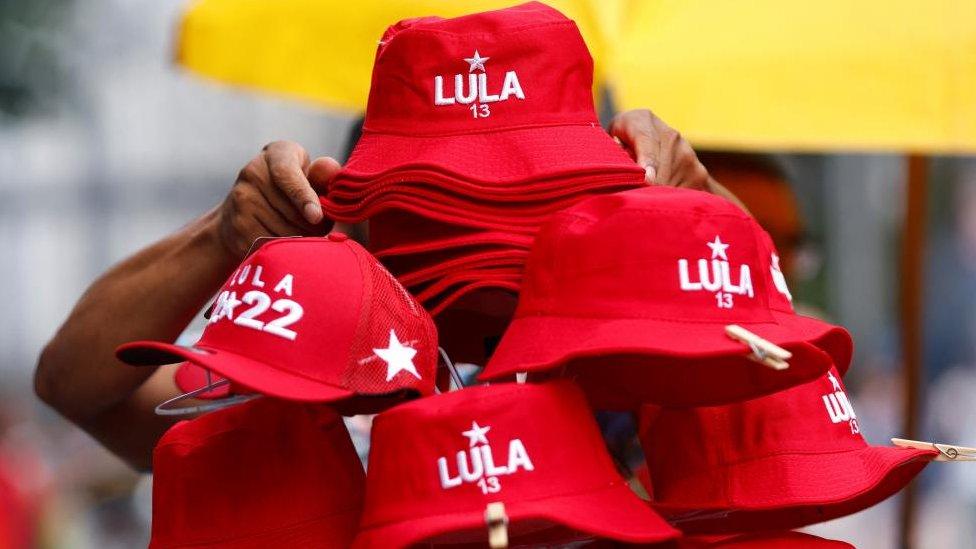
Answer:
[608,0,976,153]
[176,0,620,112]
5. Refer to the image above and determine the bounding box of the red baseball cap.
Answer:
[150,398,364,548]
[639,366,937,533]
[354,380,678,548]
[481,186,849,408]
[117,235,437,410]
[331,2,641,186]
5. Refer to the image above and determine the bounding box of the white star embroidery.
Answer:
[464,50,489,72]
[706,235,730,260]
[373,329,420,382]
[461,421,491,447]
[827,371,842,392]
[213,291,242,321]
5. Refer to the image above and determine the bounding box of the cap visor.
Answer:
[656,446,935,533]
[117,341,354,403]
[341,124,641,184]
[481,316,836,408]
[353,481,678,549]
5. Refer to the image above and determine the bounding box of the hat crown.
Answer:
[516,187,775,323]
[363,2,597,136]
[198,237,437,397]
[150,399,364,546]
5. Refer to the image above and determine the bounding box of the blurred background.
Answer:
[2,1,975,547]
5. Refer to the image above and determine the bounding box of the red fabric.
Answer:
[426,280,522,317]
[0,459,33,549]
[679,531,854,548]
[383,246,528,287]
[331,2,641,185]
[481,186,851,408]
[118,235,437,412]
[755,229,853,374]
[355,381,678,548]
[174,362,230,399]
[639,366,936,533]
[150,398,364,548]
[330,171,638,203]
[414,267,522,303]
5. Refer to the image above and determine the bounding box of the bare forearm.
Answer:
[35,207,238,422]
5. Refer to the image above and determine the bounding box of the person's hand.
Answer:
[609,109,711,189]
[215,140,342,258]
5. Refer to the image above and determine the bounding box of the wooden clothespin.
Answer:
[485,502,509,548]
[891,438,976,462]
[725,325,791,370]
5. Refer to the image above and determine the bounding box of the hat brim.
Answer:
[352,481,678,549]
[340,124,642,184]
[480,316,839,408]
[117,341,354,403]
[770,310,853,375]
[655,446,936,533]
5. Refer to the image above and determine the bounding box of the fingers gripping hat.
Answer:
[330,1,641,186]
[639,366,937,533]
[117,235,438,411]
[354,380,679,548]
[150,398,364,548]
[481,186,850,408]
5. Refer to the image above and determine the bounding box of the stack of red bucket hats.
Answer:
[149,398,364,548]
[321,1,645,318]
[117,235,439,415]
[354,380,680,548]
[481,186,853,409]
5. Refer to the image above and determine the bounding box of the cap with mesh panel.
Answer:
[116,235,437,412]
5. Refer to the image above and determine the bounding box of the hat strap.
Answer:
[154,378,260,416]
[437,347,465,392]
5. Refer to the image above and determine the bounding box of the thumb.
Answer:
[307,156,342,195]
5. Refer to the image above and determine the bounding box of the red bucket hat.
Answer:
[368,210,534,258]
[755,228,854,373]
[330,1,641,187]
[354,380,679,548]
[117,235,437,411]
[679,531,854,548]
[150,398,363,548]
[330,171,638,203]
[481,186,849,408]
[639,366,937,533]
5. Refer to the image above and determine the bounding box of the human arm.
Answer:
[34,142,339,470]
